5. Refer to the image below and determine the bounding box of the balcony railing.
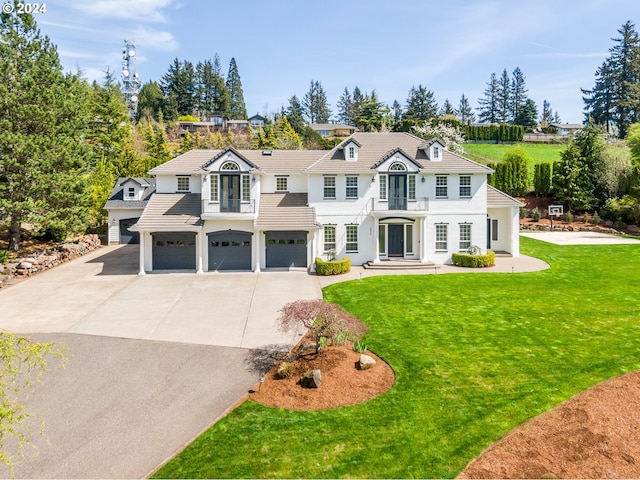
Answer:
[203,199,255,215]
[371,197,429,212]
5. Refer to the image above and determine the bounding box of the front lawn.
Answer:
[154,237,640,478]
[463,142,565,165]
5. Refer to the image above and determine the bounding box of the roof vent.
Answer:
[262,150,272,156]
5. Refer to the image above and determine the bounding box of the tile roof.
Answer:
[305,132,492,174]
[104,177,156,209]
[486,185,525,207]
[130,194,202,231]
[254,193,321,230]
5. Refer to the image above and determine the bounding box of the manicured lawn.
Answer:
[153,237,640,479]
[463,142,565,165]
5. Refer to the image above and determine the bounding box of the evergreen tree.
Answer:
[391,99,403,123]
[583,21,640,137]
[225,57,247,119]
[136,81,164,122]
[0,7,91,250]
[196,58,230,118]
[352,86,364,121]
[160,58,197,119]
[403,84,438,121]
[514,98,538,130]
[302,80,331,124]
[540,99,555,125]
[439,98,455,117]
[336,87,354,125]
[275,116,303,150]
[353,90,390,132]
[286,95,306,134]
[477,72,499,123]
[496,69,511,123]
[456,93,475,124]
[510,67,528,124]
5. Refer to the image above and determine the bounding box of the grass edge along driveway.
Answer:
[153,236,640,479]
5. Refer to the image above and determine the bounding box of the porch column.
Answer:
[196,230,204,274]
[421,217,429,263]
[138,233,145,275]
[254,230,261,272]
[372,217,380,263]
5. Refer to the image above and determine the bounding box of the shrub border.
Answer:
[451,251,496,268]
[315,257,351,275]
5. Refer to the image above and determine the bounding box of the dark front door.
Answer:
[388,224,404,257]
[220,175,240,212]
[389,175,406,210]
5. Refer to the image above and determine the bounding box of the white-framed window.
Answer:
[459,223,471,250]
[389,161,406,171]
[435,224,448,251]
[492,219,499,241]
[324,225,336,251]
[460,176,471,197]
[436,176,448,198]
[379,174,387,200]
[276,176,288,191]
[405,224,414,254]
[177,177,190,192]
[346,176,358,198]
[434,146,440,159]
[348,146,355,159]
[378,224,386,254]
[324,176,336,199]
[127,187,135,198]
[242,174,250,201]
[210,174,218,201]
[221,161,239,171]
[346,224,358,252]
[408,175,416,200]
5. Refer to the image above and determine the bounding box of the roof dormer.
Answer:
[419,138,447,161]
[121,177,150,201]
[342,139,361,162]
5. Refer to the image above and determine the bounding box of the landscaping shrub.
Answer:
[532,207,541,222]
[315,256,351,275]
[353,339,367,353]
[0,250,8,263]
[451,251,496,268]
[566,211,574,223]
[276,361,293,379]
[533,163,553,196]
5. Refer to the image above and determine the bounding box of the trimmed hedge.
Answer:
[451,251,496,268]
[315,257,351,275]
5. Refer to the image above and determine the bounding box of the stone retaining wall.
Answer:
[0,234,102,289]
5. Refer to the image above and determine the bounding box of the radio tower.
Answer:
[122,40,141,119]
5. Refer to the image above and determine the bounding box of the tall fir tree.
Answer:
[336,87,354,125]
[514,98,538,129]
[0,6,91,250]
[403,84,438,121]
[225,57,247,119]
[160,58,197,119]
[391,99,403,123]
[354,90,390,132]
[136,81,164,122]
[510,67,528,124]
[477,72,499,123]
[196,58,230,118]
[456,93,475,124]
[285,95,305,134]
[302,80,331,124]
[496,68,511,123]
[583,21,640,137]
[439,98,455,117]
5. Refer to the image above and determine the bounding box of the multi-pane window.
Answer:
[348,146,355,159]
[177,177,190,192]
[210,174,218,201]
[408,175,416,200]
[435,224,448,251]
[379,174,387,200]
[436,176,448,198]
[346,225,358,252]
[127,187,135,198]
[221,161,239,171]
[324,225,336,251]
[324,176,336,199]
[276,177,288,191]
[346,176,358,198]
[459,224,471,250]
[460,176,471,197]
[242,174,250,201]
[433,146,440,159]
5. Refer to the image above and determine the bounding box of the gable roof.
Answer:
[130,193,202,231]
[104,177,156,209]
[254,193,321,230]
[202,147,259,170]
[305,132,492,174]
[486,185,525,207]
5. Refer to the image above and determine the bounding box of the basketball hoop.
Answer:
[548,205,563,231]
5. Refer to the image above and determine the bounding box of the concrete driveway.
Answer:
[0,245,320,478]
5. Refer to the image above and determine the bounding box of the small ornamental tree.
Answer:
[278,300,368,354]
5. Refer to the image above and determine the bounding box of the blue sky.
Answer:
[35,0,639,123]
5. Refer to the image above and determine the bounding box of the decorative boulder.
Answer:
[300,369,322,388]
[358,354,376,370]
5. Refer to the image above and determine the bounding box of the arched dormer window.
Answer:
[221,161,240,171]
[389,162,406,171]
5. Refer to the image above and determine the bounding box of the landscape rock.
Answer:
[300,369,322,388]
[358,354,376,370]
[627,224,640,234]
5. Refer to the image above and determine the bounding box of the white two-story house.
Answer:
[108,132,522,274]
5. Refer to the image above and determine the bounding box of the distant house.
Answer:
[177,112,250,136]
[104,132,523,274]
[550,123,583,135]
[248,114,266,132]
[310,123,358,138]
[104,177,156,245]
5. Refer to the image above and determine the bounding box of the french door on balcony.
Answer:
[389,174,406,210]
[220,174,241,212]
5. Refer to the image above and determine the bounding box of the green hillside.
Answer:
[463,143,566,165]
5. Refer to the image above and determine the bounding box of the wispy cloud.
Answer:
[73,0,173,22]
[131,27,178,51]
[527,52,608,60]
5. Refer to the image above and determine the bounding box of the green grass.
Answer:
[153,237,640,478]
[463,142,565,165]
